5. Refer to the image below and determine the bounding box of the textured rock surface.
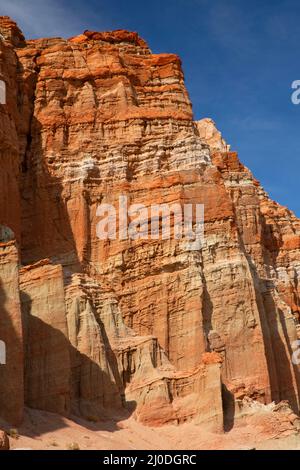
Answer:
[0,430,9,450]
[1,16,300,435]
[0,19,21,241]
[0,241,23,425]
[209,144,300,412]
[20,261,71,415]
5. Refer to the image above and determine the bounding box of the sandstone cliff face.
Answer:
[0,241,23,424]
[0,20,21,241]
[20,261,71,415]
[0,15,300,431]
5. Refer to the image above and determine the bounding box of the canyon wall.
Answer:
[0,16,300,430]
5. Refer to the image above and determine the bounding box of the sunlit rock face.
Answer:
[0,15,300,431]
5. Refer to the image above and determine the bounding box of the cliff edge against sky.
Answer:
[1,16,300,448]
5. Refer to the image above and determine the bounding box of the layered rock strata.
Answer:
[0,16,300,431]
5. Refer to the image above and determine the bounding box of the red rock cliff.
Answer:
[0,16,300,430]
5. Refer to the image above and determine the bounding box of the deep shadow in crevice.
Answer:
[222,384,235,432]
[202,277,213,345]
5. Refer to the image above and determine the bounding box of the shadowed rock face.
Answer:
[0,430,9,450]
[0,15,300,431]
[0,226,14,243]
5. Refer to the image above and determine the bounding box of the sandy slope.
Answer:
[1,406,299,451]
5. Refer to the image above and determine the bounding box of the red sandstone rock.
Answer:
[20,263,71,415]
[82,29,148,48]
[0,430,9,450]
[0,16,25,47]
[1,16,300,438]
[0,242,24,425]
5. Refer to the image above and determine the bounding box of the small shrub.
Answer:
[86,415,99,423]
[49,440,59,447]
[8,428,19,439]
[67,442,80,450]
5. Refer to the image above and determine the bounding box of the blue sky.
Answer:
[2,0,300,215]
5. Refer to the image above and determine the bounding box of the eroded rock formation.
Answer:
[0,16,300,432]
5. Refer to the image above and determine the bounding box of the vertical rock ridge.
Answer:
[0,17,300,432]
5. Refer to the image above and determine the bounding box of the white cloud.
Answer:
[0,0,106,39]
[230,114,282,132]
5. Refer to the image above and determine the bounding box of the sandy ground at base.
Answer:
[1,407,299,451]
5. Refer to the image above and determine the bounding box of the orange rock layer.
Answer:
[0,16,300,431]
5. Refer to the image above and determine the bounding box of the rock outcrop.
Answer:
[0,15,300,433]
[0,430,9,450]
[0,241,23,425]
